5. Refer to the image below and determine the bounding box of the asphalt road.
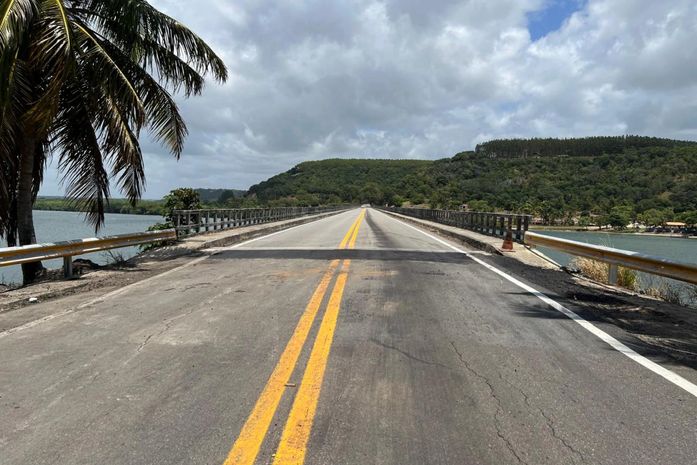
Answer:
[1,208,696,465]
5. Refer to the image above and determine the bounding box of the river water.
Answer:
[0,210,162,285]
[533,230,697,300]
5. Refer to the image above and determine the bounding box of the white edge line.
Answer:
[0,212,353,339]
[375,209,697,398]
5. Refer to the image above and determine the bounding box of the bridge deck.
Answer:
[1,208,696,465]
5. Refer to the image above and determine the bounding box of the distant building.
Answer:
[665,221,686,227]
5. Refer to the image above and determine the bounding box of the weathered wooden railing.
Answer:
[172,206,348,237]
[525,232,697,286]
[381,207,531,242]
[0,229,177,279]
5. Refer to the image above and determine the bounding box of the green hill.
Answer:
[247,137,697,225]
[248,158,432,206]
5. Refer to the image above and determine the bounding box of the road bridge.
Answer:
[1,208,696,465]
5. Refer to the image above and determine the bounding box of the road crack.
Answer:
[449,341,528,465]
[537,406,585,463]
[136,333,154,352]
[133,286,236,355]
[497,373,586,463]
[370,338,450,369]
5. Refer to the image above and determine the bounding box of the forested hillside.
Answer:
[247,138,697,225]
[249,159,432,206]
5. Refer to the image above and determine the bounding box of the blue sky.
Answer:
[527,0,586,41]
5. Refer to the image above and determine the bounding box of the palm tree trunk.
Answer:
[17,137,44,284]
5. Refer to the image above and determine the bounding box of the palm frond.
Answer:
[2,0,228,235]
[75,0,228,87]
[133,36,206,97]
[96,91,145,203]
[98,40,188,157]
[71,20,145,126]
[54,78,110,228]
[0,0,37,50]
[23,0,75,134]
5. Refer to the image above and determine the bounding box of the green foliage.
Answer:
[162,188,201,221]
[637,208,670,227]
[140,188,200,251]
[678,211,697,226]
[604,206,633,230]
[359,182,384,204]
[140,220,177,251]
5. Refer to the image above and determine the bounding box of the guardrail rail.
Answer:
[381,207,531,242]
[0,229,177,279]
[172,206,348,237]
[525,231,697,286]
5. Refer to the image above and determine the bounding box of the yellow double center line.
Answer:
[223,209,365,465]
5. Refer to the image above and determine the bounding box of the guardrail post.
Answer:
[516,217,523,242]
[63,256,73,279]
[608,264,618,285]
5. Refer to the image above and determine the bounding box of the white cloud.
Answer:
[40,0,697,197]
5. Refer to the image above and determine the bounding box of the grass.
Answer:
[101,250,133,268]
[571,257,638,290]
[642,281,697,307]
[571,257,697,308]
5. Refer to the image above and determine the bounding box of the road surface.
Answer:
[1,208,696,465]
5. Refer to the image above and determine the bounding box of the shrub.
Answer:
[571,257,637,290]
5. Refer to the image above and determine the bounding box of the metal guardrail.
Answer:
[172,206,348,237]
[381,207,531,242]
[525,231,697,286]
[0,229,176,278]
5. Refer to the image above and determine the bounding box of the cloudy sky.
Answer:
[42,0,697,198]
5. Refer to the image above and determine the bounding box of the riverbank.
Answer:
[532,226,694,238]
[34,197,164,216]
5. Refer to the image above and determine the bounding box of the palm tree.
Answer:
[0,0,227,283]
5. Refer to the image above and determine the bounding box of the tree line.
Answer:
[475,136,697,159]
